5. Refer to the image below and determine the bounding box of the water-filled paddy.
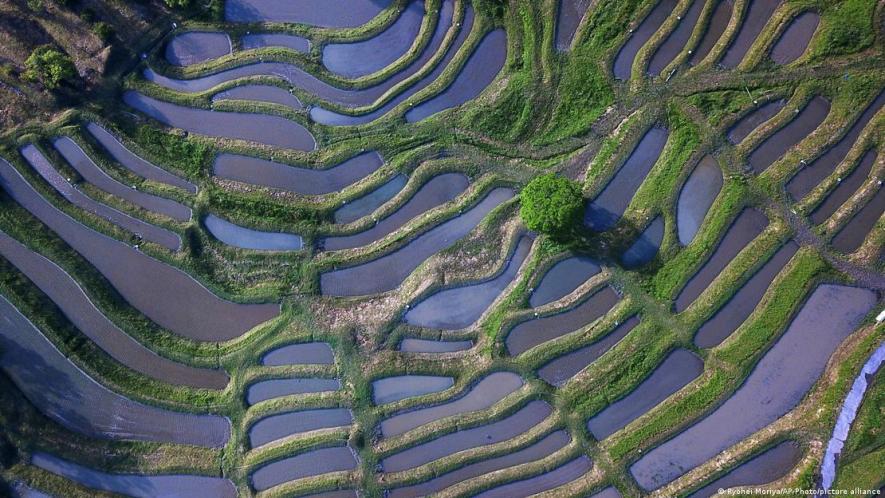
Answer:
[404,234,532,329]
[85,122,197,193]
[211,84,304,110]
[322,173,469,251]
[688,441,802,497]
[612,0,678,80]
[335,174,408,224]
[241,33,310,53]
[720,0,782,68]
[225,0,393,26]
[677,156,723,245]
[250,445,358,491]
[647,0,705,75]
[53,137,191,222]
[165,32,231,66]
[248,408,353,448]
[0,230,228,390]
[398,338,473,352]
[787,91,885,201]
[506,286,620,356]
[726,99,786,144]
[0,157,280,342]
[694,241,798,348]
[213,151,383,196]
[587,348,704,439]
[20,146,181,252]
[630,284,877,490]
[584,127,669,231]
[689,0,733,65]
[323,0,424,78]
[380,371,523,437]
[0,295,230,447]
[246,378,341,405]
[529,256,600,308]
[830,188,885,254]
[390,430,569,497]
[674,208,769,312]
[474,455,592,498]
[32,453,237,498]
[381,400,552,472]
[537,316,640,386]
[204,214,303,251]
[747,96,830,174]
[809,150,877,225]
[261,342,335,365]
[555,0,592,51]
[405,29,508,123]
[769,12,819,65]
[320,188,515,297]
[372,375,454,405]
[123,91,316,151]
[622,216,664,268]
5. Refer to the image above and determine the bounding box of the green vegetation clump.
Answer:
[519,173,584,239]
[815,0,876,57]
[133,125,211,178]
[23,45,76,89]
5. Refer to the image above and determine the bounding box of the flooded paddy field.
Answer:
[689,0,733,65]
[248,408,353,448]
[372,375,454,405]
[204,214,302,251]
[769,12,819,65]
[830,188,885,254]
[687,441,802,497]
[612,0,678,80]
[529,256,600,308]
[647,0,705,75]
[556,0,592,51]
[334,174,408,224]
[249,445,358,491]
[747,96,830,174]
[165,32,231,66]
[621,216,664,268]
[538,316,640,386]
[211,84,304,110]
[260,342,335,365]
[246,378,341,405]
[720,0,782,68]
[809,150,877,225]
[677,156,723,245]
[240,33,310,53]
[224,0,393,26]
[726,99,787,144]
[474,455,592,498]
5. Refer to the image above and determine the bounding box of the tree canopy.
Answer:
[519,173,584,239]
[23,45,76,89]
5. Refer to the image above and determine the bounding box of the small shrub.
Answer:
[92,22,115,43]
[164,0,192,8]
[23,45,76,89]
[520,173,584,239]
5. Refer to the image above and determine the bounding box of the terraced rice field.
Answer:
[0,0,882,497]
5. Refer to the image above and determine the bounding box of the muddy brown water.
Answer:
[381,400,552,472]
[747,96,831,174]
[787,91,885,201]
[204,214,302,251]
[323,0,424,78]
[320,188,515,297]
[537,316,640,386]
[249,445,358,492]
[720,0,782,68]
[212,84,304,110]
[261,342,335,366]
[584,127,669,231]
[0,157,280,342]
[248,408,353,448]
[123,91,316,151]
[529,256,600,308]
[0,295,230,447]
[404,234,533,329]
[213,151,383,196]
[380,371,523,437]
[587,348,704,440]
[335,174,408,224]
[405,29,508,122]
[246,378,341,405]
[474,455,593,498]
[225,0,392,26]
[53,137,191,222]
[769,12,819,65]
[372,375,455,405]
[311,3,470,126]
[165,32,231,66]
[622,216,664,269]
[809,150,877,225]
[677,156,723,245]
[689,0,734,66]
[0,229,228,390]
[694,241,798,348]
[674,208,769,312]
[612,0,679,80]
[831,187,885,254]
[647,0,705,75]
[506,286,620,356]
[398,338,473,352]
[387,430,571,498]
[85,123,197,193]
[20,145,181,252]
[322,173,469,251]
[687,441,801,498]
[630,284,877,490]
[241,33,310,53]
[32,453,237,498]
[555,0,592,51]
[726,99,786,145]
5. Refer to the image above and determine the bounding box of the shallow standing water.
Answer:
[726,99,787,144]
[249,445,358,491]
[204,214,302,251]
[211,85,304,110]
[261,342,335,365]
[584,127,669,231]
[630,284,877,490]
[555,0,592,51]
[747,96,830,174]
[246,378,341,405]
[241,33,310,53]
[769,12,819,65]
[529,256,600,307]
[165,32,231,66]
[720,0,782,68]
[677,155,723,245]
[622,216,664,268]
[334,174,408,224]
[688,441,802,497]
[809,150,877,225]
[689,0,734,66]
[372,375,454,405]
[225,0,393,26]
[612,0,678,80]
[830,187,885,254]
[474,455,593,498]
[248,408,353,448]
[647,0,705,75]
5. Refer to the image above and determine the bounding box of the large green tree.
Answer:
[519,173,584,239]
[23,45,76,89]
